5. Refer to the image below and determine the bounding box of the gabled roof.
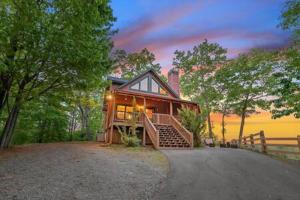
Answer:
[117,69,180,99]
[107,76,128,85]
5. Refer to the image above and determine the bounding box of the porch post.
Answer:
[109,93,116,144]
[143,97,146,146]
[170,101,173,116]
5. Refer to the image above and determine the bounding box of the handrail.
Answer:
[151,113,171,124]
[150,113,193,148]
[143,113,159,149]
[170,115,193,148]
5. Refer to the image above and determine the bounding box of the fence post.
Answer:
[260,130,267,153]
[250,134,255,150]
[297,135,300,153]
[243,137,247,148]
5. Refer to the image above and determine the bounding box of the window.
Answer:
[116,105,134,120]
[129,75,168,96]
[140,77,148,91]
[125,106,133,119]
[151,79,159,93]
[131,82,139,90]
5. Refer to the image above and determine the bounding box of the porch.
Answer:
[104,91,198,148]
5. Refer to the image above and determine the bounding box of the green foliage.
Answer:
[279,0,300,42]
[270,48,300,119]
[0,0,115,147]
[173,39,227,138]
[218,50,275,142]
[113,48,162,80]
[117,126,141,147]
[178,108,206,147]
[12,95,69,145]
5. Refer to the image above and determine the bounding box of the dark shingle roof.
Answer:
[107,76,128,85]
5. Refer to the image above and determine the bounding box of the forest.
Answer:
[0,0,299,149]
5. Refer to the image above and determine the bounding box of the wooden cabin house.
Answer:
[103,68,199,149]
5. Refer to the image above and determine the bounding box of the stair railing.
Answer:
[143,112,159,149]
[170,115,194,148]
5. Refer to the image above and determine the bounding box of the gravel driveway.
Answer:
[155,148,300,200]
[0,143,168,200]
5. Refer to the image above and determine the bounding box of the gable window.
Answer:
[131,82,139,90]
[128,75,167,96]
[140,77,148,91]
[151,79,159,93]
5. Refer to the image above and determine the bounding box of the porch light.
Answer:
[106,93,113,100]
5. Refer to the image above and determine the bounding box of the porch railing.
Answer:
[114,112,144,123]
[151,113,193,147]
[142,113,159,149]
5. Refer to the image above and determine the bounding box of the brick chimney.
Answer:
[168,68,180,96]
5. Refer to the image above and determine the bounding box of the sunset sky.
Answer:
[110,0,300,140]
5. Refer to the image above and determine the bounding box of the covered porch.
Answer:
[104,90,198,146]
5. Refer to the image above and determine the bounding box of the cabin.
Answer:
[103,68,199,149]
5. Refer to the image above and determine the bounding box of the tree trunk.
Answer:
[238,99,248,144]
[79,105,93,141]
[0,103,21,149]
[204,100,213,138]
[221,113,226,144]
[207,112,213,138]
[0,74,12,116]
[0,77,28,149]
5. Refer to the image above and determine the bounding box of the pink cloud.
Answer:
[113,2,202,49]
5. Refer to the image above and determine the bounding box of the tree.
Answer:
[0,0,115,148]
[178,108,206,147]
[279,0,300,42]
[173,39,227,138]
[112,48,162,80]
[76,91,104,141]
[271,0,300,119]
[214,65,234,144]
[270,48,300,119]
[223,50,275,144]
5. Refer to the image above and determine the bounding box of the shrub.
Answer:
[178,108,206,147]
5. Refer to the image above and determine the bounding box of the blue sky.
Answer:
[111,0,291,73]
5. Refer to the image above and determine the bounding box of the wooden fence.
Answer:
[241,131,300,156]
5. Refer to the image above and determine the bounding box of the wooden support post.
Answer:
[142,127,146,146]
[260,130,267,153]
[109,94,116,144]
[250,134,255,150]
[297,135,300,153]
[243,137,247,147]
[170,102,173,116]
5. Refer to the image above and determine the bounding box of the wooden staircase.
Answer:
[143,113,193,149]
[154,124,190,148]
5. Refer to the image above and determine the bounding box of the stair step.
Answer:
[154,124,190,149]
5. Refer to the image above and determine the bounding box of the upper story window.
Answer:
[140,77,148,91]
[129,76,167,96]
[151,79,159,93]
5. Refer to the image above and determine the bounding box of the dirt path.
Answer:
[155,148,300,200]
[0,143,168,200]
